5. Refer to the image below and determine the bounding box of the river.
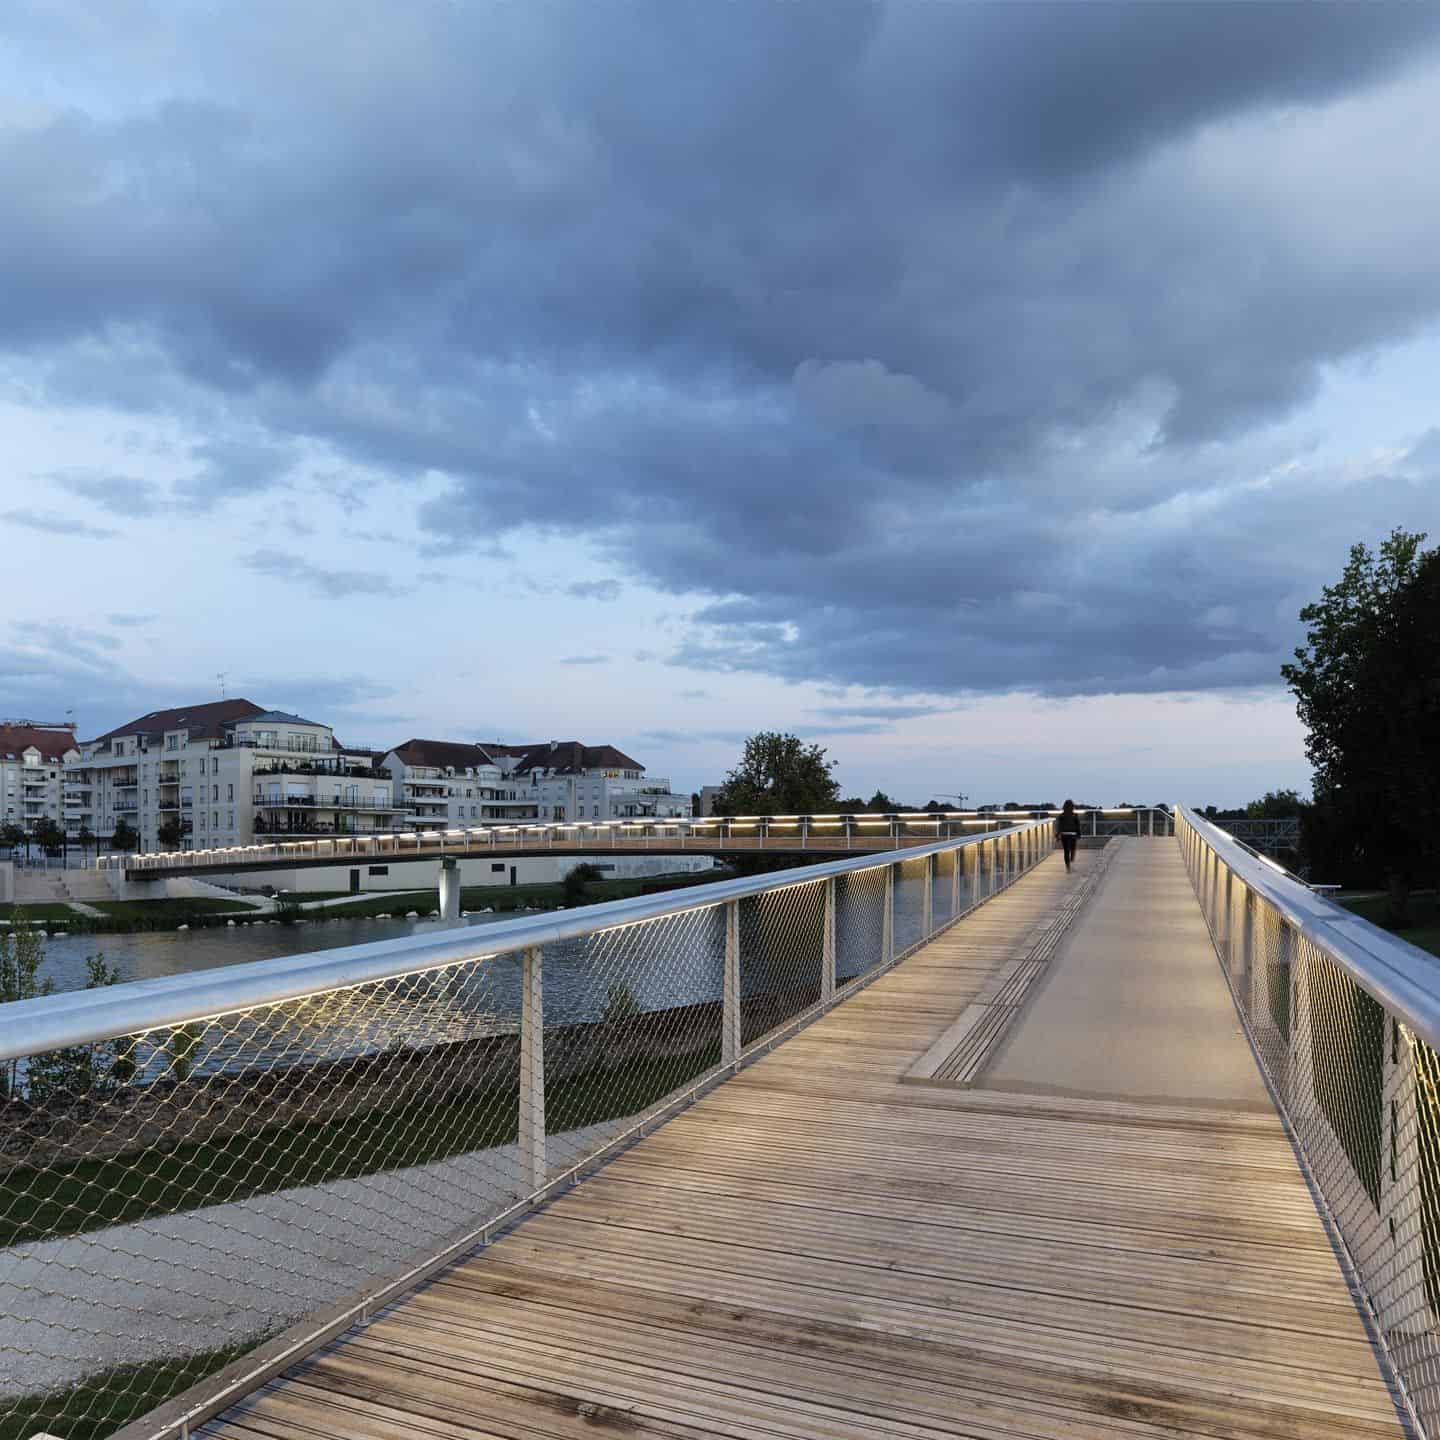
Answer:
[31,912,512,995]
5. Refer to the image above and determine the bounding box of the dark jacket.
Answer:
[1056,810,1081,837]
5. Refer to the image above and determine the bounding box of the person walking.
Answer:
[1056,799,1081,871]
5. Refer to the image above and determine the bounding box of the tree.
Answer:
[157,816,185,850]
[865,790,900,813]
[712,732,840,816]
[562,861,604,905]
[111,818,138,852]
[1282,529,1440,921]
[77,824,96,859]
[31,817,65,858]
[0,822,25,857]
[1245,789,1305,820]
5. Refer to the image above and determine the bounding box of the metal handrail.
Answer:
[1177,805,1440,1048]
[98,806,1171,873]
[0,820,1052,1062]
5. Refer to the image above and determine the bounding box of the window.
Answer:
[491,862,506,872]
[167,736,178,751]
[227,784,234,801]
[213,811,219,828]
[213,758,219,774]
[369,865,390,876]
[212,785,219,802]
[227,811,234,828]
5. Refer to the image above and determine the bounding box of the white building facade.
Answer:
[512,741,690,821]
[70,700,405,852]
[0,721,76,845]
[383,740,538,833]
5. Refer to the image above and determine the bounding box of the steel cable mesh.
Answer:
[739,879,826,1046]
[1,955,525,1440]
[933,850,956,930]
[0,831,1044,1440]
[835,865,887,985]
[540,905,726,1176]
[892,857,930,957]
[1181,819,1440,1435]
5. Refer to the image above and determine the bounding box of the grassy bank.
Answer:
[1,1339,259,1440]
[1341,890,1440,959]
[306,870,723,920]
[2,1042,720,1248]
[0,902,81,925]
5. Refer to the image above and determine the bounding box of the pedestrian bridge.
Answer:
[2,808,1436,1439]
[103,807,1171,881]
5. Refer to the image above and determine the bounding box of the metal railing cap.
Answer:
[1177,805,1440,1049]
[0,821,1047,1061]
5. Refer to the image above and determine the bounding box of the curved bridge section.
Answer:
[105,808,1174,881]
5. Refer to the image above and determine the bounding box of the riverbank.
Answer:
[0,869,723,936]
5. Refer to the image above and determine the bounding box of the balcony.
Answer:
[252,760,391,780]
[158,797,193,812]
[252,795,403,811]
[112,800,139,813]
[253,816,407,837]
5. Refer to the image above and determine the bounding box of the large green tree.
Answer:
[110,818,139,852]
[713,732,841,816]
[1282,529,1440,920]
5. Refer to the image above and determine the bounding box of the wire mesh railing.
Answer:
[1,819,1053,1440]
[1177,805,1440,1437]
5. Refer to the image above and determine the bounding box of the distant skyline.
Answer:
[4,3,1440,807]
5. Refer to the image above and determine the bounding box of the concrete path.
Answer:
[987,838,1271,1109]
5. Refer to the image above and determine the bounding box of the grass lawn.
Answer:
[88,898,255,923]
[1,1042,720,1248]
[309,870,720,921]
[2,1039,720,1436]
[1,1339,258,1440]
[0,902,83,924]
[1341,891,1440,960]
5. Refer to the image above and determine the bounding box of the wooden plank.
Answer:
[199,847,1406,1440]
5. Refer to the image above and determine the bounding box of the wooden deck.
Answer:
[206,846,1406,1440]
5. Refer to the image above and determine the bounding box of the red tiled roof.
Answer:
[0,724,77,763]
[89,699,266,745]
[513,741,644,775]
[387,738,499,772]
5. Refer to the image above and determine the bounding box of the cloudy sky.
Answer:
[3,2,1439,807]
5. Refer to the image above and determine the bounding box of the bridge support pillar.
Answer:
[438,857,461,927]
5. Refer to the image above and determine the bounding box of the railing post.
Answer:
[519,944,546,1192]
[722,899,741,1065]
[882,864,895,965]
[822,877,836,1004]
[922,853,934,936]
[951,843,962,917]
[1090,808,1097,837]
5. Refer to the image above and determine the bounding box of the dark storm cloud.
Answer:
[5,2,1440,696]
[566,579,623,602]
[2,508,117,539]
[242,549,409,599]
[51,474,165,516]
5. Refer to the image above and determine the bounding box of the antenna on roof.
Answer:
[217,672,228,699]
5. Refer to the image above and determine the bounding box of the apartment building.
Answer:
[1,721,77,840]
[72,700,404,850]
[513,741,690,821]
[383,740,537,833]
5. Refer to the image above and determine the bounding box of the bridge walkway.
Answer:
[204,841,1406,1440]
